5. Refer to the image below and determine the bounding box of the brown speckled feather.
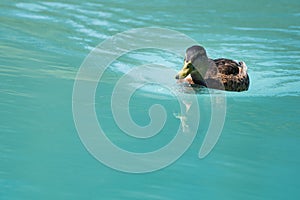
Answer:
[202,58,250,92]
[213,58,250,92]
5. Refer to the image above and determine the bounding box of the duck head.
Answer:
[175,45,209,80]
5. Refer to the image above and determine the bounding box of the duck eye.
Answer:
[186,64,193,69]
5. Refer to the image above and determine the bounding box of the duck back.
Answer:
[212,58,250,92]
[213,58,240,75]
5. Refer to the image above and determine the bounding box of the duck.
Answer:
[175,45,250,92]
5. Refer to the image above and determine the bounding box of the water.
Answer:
[1,0,300,199]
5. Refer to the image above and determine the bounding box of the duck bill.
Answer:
[175,63,192,79]
[175,71,187,79]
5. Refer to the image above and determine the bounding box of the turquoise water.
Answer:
[1,0,300,199]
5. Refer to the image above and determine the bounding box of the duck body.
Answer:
[175,46,250,92]
[205,58,250,92]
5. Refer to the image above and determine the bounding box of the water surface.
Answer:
[1,0,300,199]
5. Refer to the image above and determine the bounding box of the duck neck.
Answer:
[193,57,210,77]
[191,70,207,87]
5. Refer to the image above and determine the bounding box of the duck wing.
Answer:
[213,58,240,75]
[212,58,249,92]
